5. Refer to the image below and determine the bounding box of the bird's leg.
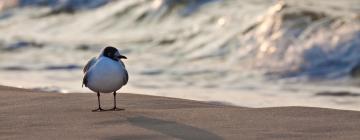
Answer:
[113,91,117,109]
[92,92,104,112]
[111,91,124,111]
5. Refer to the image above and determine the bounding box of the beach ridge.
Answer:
[1,85,360,140]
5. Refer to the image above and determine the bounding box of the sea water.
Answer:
[0,0,360,110]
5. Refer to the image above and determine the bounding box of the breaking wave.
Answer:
[0,0,360,83]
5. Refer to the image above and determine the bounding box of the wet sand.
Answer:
[1,85,360,140]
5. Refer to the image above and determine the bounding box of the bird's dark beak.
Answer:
[118,55,127,59]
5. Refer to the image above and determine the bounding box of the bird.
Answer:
[82,46,128,112]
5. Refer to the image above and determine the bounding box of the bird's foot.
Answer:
[92,107,105,112]
[109,107,125,111]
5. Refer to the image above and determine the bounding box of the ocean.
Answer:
[0,0,360,110]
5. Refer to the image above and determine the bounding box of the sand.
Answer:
[1,85,360,140]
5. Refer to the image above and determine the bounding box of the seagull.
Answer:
[82,46,128,112]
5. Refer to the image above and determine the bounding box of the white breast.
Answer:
[86,57,126,93]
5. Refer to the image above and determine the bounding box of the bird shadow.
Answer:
[125,116,223,140]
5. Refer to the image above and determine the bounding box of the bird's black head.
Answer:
[102,46,127,61]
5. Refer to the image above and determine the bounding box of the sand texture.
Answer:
[1,85,360,140]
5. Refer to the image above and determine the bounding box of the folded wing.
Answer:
[119,60,129,86]
[83,57,97,73]
[82,57,97,87]
[123,69,129,86]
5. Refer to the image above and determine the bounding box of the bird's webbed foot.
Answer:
[92,107,105,112]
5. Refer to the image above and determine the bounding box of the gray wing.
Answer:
[82,57,97,87]
[119,60,128,86]
[82,72,89,87]
[83,57,97,73]
[123,69,129,86]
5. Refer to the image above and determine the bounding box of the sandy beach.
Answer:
[0,85,360,140]
[0,1,359,140]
